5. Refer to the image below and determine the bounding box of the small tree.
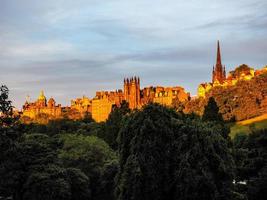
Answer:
[203,97,223,122]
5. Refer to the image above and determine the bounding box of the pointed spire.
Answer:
[216,40,222,66]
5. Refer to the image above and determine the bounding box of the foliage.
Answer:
[22,166,91,200]
[185,71,267,121]
[233,129,267,200]
[203,97,224,122]
[0,85,23,199]
[59,134,117,199]
[101,100,130,150]
[230,119,267,139]
[116,103,234,200]
[2,85,267,200]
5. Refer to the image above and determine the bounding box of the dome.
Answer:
[38,90,46,100]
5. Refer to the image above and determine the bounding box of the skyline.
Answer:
[1,0,267,108]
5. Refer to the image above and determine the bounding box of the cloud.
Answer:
[0,0,267,108]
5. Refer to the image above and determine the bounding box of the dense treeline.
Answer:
[1,85,267,200]
[184,71,267,121]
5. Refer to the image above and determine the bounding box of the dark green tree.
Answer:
[101,100,130,150]
[59,134,117,199]
[0,85,22,199]
[172,118,235,200]
[233,129,267,200]
[203,97,223,122]
[22,165,91,200]
[116,103,234,200]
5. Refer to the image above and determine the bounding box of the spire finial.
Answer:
[216,40,221,66]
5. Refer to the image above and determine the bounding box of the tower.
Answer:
[48,98,55,108]
[123,76,141,109]
[37,90,47,107]
[212,41,226,84]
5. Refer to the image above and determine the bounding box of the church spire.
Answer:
[216,40,222,66]
[212,40,226,84]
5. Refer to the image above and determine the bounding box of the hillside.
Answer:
[184,71,267,122]
[230,116,267,138]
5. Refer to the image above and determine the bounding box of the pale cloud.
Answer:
[0,40,73,58]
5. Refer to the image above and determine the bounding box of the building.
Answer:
[21,91,62,123]
[21,79,190,123]
[91,90,124,122]
[197,41,264,97]
[70,96,92,119]
[91,77,190,122]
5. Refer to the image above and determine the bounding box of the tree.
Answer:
[22,166,91,200]
[172,118,234,200]
[233,129,267,200]
[203,97,223,122]
[102,100,130,150]
[0,85,22,199]
[59,134,117,199]
[116,103,234,200]
[116,103,177,200]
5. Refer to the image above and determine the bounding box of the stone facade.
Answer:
[22,91,62,122]
[92,90,124,122]
[91,77,190,122]
[21,80,190,123]
[70,96,92,118]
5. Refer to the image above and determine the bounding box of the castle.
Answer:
[91,77,189,122]
[21,41,267,123]
[198,41,267,97]
[21,78,189,123]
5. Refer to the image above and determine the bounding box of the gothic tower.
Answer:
[212,41,226,84]
[123,76,140,109]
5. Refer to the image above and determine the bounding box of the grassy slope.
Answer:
[230,116,267,139]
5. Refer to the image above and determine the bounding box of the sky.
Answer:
[0,0,267,108]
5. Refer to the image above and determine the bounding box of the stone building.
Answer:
[152,86,189,106]
[21,80,190,123]
[22,91,62,123]
[91,77,190,122]
[198,41,263,98]
[70,96,92,119]
[92,90,124,122]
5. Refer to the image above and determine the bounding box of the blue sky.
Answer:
[0,0,267,108]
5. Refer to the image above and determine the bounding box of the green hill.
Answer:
[230,117,267,139]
